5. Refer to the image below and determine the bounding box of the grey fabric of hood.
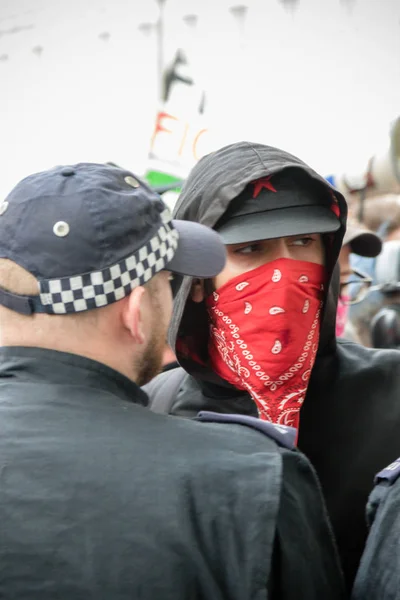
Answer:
[169,141,347,379]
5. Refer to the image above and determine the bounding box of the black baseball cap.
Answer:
[343,219,382,257]
[0,163,226,315]
[216,169,341,244]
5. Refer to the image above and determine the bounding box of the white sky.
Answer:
[0,0,399,196]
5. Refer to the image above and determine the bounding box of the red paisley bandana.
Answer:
[206,258,325,436]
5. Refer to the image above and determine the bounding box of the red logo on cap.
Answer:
[252,176,277,198]
[329,190,341,218]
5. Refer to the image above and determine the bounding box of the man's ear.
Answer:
[122,286,147,344]
[190,279,205,303]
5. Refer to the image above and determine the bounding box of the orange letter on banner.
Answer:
[178,123,190,157]
[150,111,177,150]
[192,128,208,161]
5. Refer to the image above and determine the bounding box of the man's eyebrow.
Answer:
[228,240,264,248]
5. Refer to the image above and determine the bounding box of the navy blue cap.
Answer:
[0,163,226,315]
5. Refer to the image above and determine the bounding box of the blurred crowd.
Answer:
[338,194,400,348]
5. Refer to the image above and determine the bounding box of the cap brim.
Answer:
[344,229,382,258]
[166,220,226,278]
[217,206,340,245]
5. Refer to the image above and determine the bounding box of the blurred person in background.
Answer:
[337,217,382,341]
[144,141,400,592]
[355,194,400,242]
[347,195,400,346]
[368,240,400,350]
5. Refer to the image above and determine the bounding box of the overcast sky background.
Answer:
[0,0,399,197]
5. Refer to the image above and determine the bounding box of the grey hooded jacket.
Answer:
[144,142,400,591]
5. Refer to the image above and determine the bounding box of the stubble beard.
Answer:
[134,314,167,387]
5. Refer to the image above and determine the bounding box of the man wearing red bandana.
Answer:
[204,169,339,436]
[144,142,400,592]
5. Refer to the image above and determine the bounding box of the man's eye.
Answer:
[291,237,314,247]
[234,244,261,255]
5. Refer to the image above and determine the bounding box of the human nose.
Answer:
[269,239,292,262]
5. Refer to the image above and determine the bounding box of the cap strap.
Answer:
[0,287,46,315]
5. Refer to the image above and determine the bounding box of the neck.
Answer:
[0,328,139,384]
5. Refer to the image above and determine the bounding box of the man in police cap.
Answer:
[144,141,400,591]
[0,163,345,599]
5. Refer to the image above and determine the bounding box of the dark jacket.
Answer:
[352,458,400,600]
[144,142,400,591]
[0,346,345,599]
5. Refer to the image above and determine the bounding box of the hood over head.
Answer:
[169,142,347,381]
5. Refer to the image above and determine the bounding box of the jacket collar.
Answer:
[0,346,148,407]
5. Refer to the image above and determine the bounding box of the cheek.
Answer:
[307,250,325,265]
[157,282,173,330]
[213,261,250,290]
[165,290,173,324]
[303,241,325,266]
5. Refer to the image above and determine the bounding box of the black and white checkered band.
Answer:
[37,211,179,314]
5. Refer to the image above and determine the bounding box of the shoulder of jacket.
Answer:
[143,366,186,390]
[196,411,297,450]
[375,456,400,486]
[142,367,187,413]
[337,338,400,368]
